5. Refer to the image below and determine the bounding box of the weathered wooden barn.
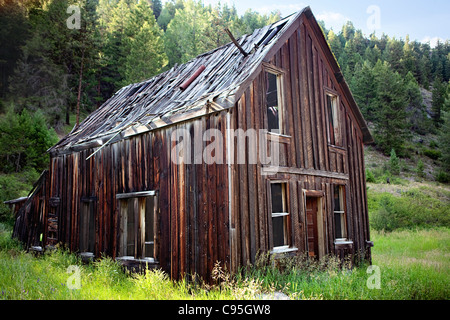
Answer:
[13,7,373,281]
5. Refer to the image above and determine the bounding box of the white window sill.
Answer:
[116,256,157,264]
[266,131,292,138]
[334,239,353,245]
[270,247,298,254]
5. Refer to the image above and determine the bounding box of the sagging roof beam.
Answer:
[224,28,248,57]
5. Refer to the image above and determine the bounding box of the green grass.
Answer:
[1,182,448,300]
[370,228,449,299]
[1,223,448,300]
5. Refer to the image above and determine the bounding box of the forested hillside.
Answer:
[0,0,449,223]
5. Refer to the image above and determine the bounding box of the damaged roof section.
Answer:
[50,10,302,155]
[49,6,372,155]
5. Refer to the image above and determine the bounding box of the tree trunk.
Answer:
[76,47,85,128]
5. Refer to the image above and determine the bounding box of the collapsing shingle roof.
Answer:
[49,6,371,156]
[49,10,301,155]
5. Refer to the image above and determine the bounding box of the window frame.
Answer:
[263,63,286,136]
[269,182,296,253]
[333,185,347,241]
[325,88,341,147]
[116,191,158,262]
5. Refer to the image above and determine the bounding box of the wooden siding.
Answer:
[228,17,371,271]
[46,111,230,281]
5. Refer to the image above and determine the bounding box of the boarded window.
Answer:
[270,183,290,249]
[266,70,284,134]
[117,191,158,260]
[79,197,96,253]
[327,94,340,145]
[333,185,347,240]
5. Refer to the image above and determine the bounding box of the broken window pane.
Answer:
[327,94,340,145]
[266,72,280,133]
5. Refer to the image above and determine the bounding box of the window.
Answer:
[326,93,340,145]
[333,185,347,240]
[79,197,96,253]
[265,69,284,134]
[117,191,158,260]
[270,183,290,250]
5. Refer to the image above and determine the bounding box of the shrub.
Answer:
[0,169,40,224]
[429,140,438,148]
[435,170,450,183]
[368,188,450,231]
[389,149,400,175]
[366,169,376,183]
[423,149,441,160]
[416,159,425,178]
[0,108,58,173]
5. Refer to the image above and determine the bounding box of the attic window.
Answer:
[326,92,341,146]
[264,65,285,134]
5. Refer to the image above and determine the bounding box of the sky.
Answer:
[199,0,450,47]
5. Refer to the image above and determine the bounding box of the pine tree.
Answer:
[383,37,405,75]
[439,111,450,172]
[432,77,446,126]
[389,149,400,175]
[416,159,425,179]
[372,61,408,155]
[124,20,167,84]
[402,35,417,78]
[339,39,362,77]
[341,21,355,41]
[157,0,184,31]
[364,45,381,66]
[350,61,376,121]
[164,0,214,67]
[151,0,162,20]
[327,29,342,62]
[0,0,31,97]
[122,0,167,84]
[404,71,426,134]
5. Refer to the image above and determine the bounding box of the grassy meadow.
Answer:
[0,225,448,300]
[0,181,449,300]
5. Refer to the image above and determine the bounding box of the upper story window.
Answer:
[264,64,285,135]
[326,93,341,146]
